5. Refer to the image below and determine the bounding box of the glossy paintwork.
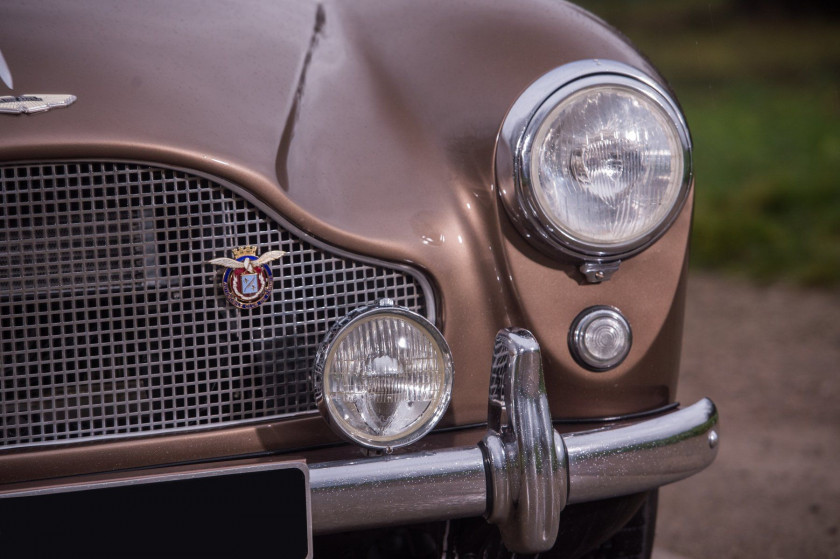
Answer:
[0,0,690,481]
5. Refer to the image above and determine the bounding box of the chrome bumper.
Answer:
[310,328,719,553]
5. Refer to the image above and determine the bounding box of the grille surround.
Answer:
[0,161,434,449]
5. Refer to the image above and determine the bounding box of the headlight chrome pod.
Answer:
[496,60,692,269]
[314,299,454,451]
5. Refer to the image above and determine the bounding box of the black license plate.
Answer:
[0,463,310,558]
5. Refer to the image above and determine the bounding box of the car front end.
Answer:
[0,1,718,557]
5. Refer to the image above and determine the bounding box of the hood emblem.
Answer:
[209,246,286,309]
[0,94,77,115]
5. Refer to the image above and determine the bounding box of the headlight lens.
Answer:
[532,84,685,246]
[497,60,692,261]
[314,300,453,450]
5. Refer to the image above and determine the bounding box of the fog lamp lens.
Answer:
[570,306,632,371]
[314,300,453,450]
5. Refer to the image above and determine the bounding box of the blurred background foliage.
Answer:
[576,0,840,286]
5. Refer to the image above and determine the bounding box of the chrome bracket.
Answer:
[482,328,567,553]
[579,260,621,283]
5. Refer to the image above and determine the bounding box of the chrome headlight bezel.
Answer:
[495,59,693,262]
[313,300,454,451]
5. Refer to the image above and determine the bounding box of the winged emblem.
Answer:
[209,250,286,273]
[208,246,286,309]
[0,94,77,115]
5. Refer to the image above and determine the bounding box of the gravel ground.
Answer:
[653,273,840,559]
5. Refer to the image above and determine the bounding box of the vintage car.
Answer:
[0,1,719,557]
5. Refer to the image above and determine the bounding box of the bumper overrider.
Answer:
[0,329,718,555]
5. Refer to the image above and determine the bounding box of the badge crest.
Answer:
[208,246,286,309]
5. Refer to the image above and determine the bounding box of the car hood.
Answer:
[0,0,659,245]
[0,0,317,172]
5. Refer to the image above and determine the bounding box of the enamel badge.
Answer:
[209,246,286,309]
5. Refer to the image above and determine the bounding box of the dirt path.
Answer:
[654,273,840,558]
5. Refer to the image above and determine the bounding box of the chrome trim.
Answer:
[313,300,454,450]
[579,260,621,283]
[495,59,693,263]
[481,328,566,553]
[309,447,487,533]
[564,398,719,504]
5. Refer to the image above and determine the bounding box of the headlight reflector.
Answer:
[314,300,453,450]
[497,60,692,262]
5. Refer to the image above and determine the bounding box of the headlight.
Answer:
[314,299,453,451]
[496,60,692,269]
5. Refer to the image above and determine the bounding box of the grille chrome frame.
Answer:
[0,161,435,450]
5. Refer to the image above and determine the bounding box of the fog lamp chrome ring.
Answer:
[314,299,454,450]
[569,306,632,371]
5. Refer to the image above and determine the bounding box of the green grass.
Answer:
[576,0,840,286]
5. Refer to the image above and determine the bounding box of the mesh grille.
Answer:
[489,336,509,404]
[0,162,430,448]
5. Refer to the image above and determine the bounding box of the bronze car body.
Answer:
[0,1,717,557]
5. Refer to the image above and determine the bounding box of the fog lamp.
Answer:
[314,299,453,450]
[569,306,632,371]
